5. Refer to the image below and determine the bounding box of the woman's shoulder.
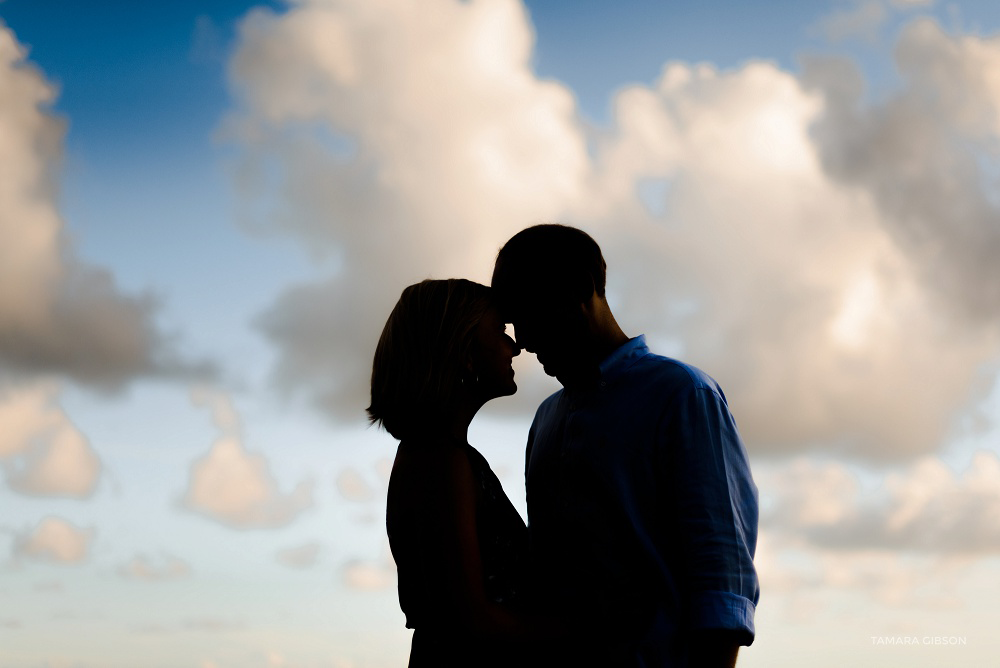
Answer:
[393,438,481,492]
[397,437,472,465]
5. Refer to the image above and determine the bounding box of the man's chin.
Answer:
[537,356,569,383]
[550,364,597,389]
[546,366,571,385]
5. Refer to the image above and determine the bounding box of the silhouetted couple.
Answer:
[370,225,759,667]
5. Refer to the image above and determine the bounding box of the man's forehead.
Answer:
[503,297,569,325]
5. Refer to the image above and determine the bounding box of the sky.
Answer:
[1,0,1000,666]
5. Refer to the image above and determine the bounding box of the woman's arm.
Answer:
[419,445,573,651]
[425,446,533,640]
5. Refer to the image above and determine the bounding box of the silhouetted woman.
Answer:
[369,279,548,667]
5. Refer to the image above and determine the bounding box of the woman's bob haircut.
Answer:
[367,279,493,440]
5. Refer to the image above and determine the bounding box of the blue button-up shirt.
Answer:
[525,335,759,666]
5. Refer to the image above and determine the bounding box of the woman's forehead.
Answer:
[480,303,504,324]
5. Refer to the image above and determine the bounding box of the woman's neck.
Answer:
[448,396,484,444]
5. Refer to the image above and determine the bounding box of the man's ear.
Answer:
[568,270,597,306]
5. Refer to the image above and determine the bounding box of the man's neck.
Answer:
[590,296,629,363]
[561,327,629,393]
[555,294,630,392]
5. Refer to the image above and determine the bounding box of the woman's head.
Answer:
[367,279,519,440]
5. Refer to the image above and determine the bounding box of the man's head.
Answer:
[491,224,609,385]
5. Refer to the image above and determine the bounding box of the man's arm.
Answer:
[664,384,760,666]
[689,629,743,668]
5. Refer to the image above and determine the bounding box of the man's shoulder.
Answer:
[534,387,565,419]
[527,388,567,432]
[630,349,721,395]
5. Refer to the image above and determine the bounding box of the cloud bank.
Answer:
[223,0,1000,460]
[0,24,211,389]
[762,450,1000,553]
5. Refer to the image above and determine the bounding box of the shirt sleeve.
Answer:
[663,383,759,644]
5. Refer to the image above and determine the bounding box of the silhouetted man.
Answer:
[492,225,759,667]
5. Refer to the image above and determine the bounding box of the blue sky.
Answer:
[2,1,1000,666]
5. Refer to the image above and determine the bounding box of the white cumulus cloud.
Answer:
[222,0,1000,460]
[224,0,590,422]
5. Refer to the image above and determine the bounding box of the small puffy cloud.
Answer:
[0,383,100,498]
[182,618,246,633]
[190,386,241,434]
[182,435,313,528]
[331,659,357,668]
[181,389,313,529]
[0,24,211,389]
[341,551,396,591]
[335,468,374,502]
[763,451,1000,553]
[33,579,63,592]
[118,553,192,581]
[275,541,321,569]
[374,457,392,483]
[14,516,93,564]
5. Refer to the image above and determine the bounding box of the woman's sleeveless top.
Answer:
[387,441,529,629]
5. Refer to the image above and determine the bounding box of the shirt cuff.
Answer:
[689,590,756,644]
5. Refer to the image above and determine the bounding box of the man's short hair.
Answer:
[491,224,607,313]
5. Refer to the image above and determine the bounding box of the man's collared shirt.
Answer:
[526,335,759,666]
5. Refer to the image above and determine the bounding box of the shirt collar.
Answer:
[598,335,648,386]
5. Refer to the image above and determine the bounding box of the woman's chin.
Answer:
[481,383,517,402]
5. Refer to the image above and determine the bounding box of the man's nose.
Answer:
[506,334,521,357]
[511,327,528,351]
